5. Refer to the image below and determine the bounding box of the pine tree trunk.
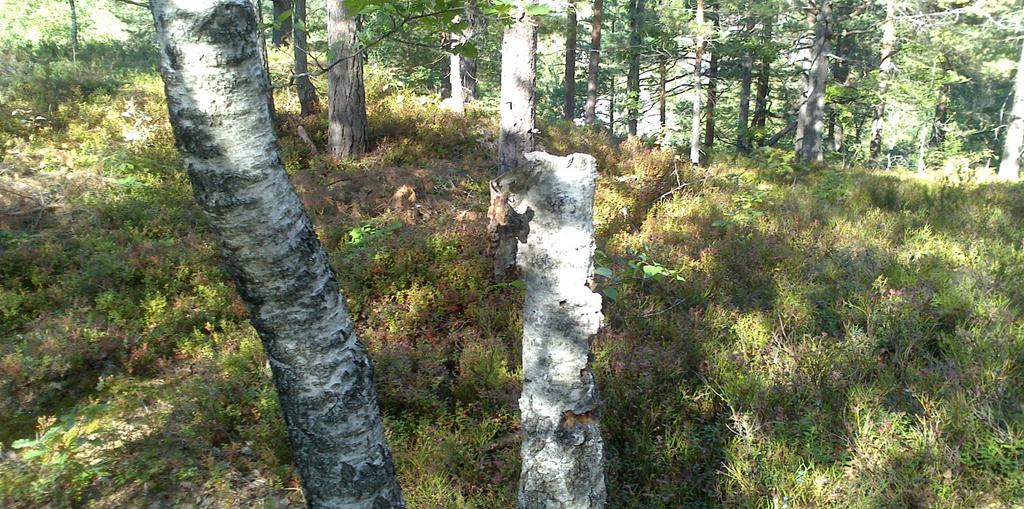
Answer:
[271,0,292,46]
[564,1,578,121]
[752,19,772,132]
[704,43,718,148]
[795,0,830,163]
[327,0,367,159]
[293,0,317,117]
[690,0,705,165]
[998,41,1024,180]
[68,0,78,62]
[491,152,606,509]
[869,0,894,165]
[585,0,603,127]
[738,50,753,153]
[148,2,404,507]
[626,0,643,137]
[499,5,537,173]
[463,0,484,101]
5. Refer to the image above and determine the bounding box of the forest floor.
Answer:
[1,45,1023,509]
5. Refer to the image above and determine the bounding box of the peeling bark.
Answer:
[499,5,537,173]
[148,2,403,507]
[327,0,367,159]
[491,152,606,509]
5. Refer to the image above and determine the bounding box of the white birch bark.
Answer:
[998,40,1024,181]
[499,4,538,173]
[148,2,403,507]
[492,152,606,509]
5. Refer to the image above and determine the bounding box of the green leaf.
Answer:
[10,438,38,449]
[510,279,526,290]
[642,264,667,278]
[595,267,614,278]
[602,287,618,301]
[524,3,551,16]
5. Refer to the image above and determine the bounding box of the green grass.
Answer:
[1,41,1022,508]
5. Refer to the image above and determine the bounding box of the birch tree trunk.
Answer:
[327,0,367,159]
[564,1,578,121]
[795,0,830,163]
[499,4,537,173]
[271,0,292,46]
[491,152,606,509]
[869,0,895,165]
[998,40,1024,181]
[626,0,643,137]
[690,0,705,165]
[148,2,403,507]
[449,47,466,114]
[293,0,318,117]
[585,0,603,127]
[463,0,484,101]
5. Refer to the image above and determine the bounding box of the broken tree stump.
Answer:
[490,151,606,509]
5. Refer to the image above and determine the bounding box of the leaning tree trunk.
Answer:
[498,4,537,173]
[795,0,830,163]
[327,0,367,159]
[293,0,318,117]
[271,0,292,46]
[626,0,643,137]
[490,152,606,509]
[869,0,895,165]
[148,2,404,508]
[564,1,578,121]
[68,0,78,62]
[585,0,603,127]
[689,0,705,165]
[998,40,1024,181]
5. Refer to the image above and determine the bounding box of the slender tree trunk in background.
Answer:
[659,59,667,128]
[271,0,292,46]
[826,36,849,154]
[704,12,718,150]
[148,2,404,507]
[869,0,895,165]
[752,19,772,132]
[68,0,78,62]
[609,75,616,132]
[930,54,952,148]
[564,1,578,121]
[463,0,484,101]
[441,53,452,99]
[449,49,466,114]
[738,50,753,153]
[293,0,317,117]
[585,0,603,126]
[690,0,705,165]
[499,5,537,173]
[795,0,830,163]
[327,0,367,159]
[490,152,606,509]
[998,40,1024,180]
[626,0,643,137]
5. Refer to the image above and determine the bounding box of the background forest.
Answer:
[1,0,1023,507]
